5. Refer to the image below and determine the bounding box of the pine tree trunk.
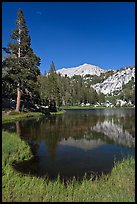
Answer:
[16,83,21,112]
[16,21,21,112]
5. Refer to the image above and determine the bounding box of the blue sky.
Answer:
[2,2,135,74]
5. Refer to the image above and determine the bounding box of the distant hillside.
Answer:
[57,64,135,97]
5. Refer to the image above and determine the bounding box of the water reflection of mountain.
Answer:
[59,138,105,151]
[58,119,135,149]
[91,120,135,147]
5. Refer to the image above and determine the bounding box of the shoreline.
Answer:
[61,106,135,110]
[2,110,66,124]
[2,107,134,124]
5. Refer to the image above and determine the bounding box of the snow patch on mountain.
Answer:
[56,63,107,77]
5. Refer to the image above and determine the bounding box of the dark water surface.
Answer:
[3,108,135,181]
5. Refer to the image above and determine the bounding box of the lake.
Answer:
[3,108,135,181]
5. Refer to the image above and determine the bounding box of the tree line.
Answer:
[39,66,105,108]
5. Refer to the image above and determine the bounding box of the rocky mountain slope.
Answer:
[91,66,135,95]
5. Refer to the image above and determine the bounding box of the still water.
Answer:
[3,108,135,180]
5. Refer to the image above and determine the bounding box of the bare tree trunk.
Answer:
[16,83,21,112]
[16,21,21,112]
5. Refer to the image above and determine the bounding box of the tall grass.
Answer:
[2,130,135,202]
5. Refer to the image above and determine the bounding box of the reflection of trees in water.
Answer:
[10,112,135,159]
[15,121,40,156]
[15,121,21,136]
[3,110,135,159]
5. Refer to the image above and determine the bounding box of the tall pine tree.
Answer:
[2,8,41,112]
[47,61,62,111]
[50,60,56,73]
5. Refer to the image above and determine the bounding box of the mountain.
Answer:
[56,63,107,77]
[57,64,135,97]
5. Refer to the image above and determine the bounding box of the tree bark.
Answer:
[16,20,21,112]
[16,83,21,112]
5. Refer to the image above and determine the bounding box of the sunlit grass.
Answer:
[50,110,66,115]
[2,130,135,202]
[2,111,44,124]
